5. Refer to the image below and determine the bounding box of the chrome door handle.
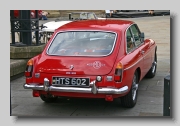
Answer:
[141,50,145,54]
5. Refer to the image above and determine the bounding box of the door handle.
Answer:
[141,50,145,54]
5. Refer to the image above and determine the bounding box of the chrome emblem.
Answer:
[35,73,40,78]
[87,61,105,69]
[93,61,102,69]
[69,65,74,70]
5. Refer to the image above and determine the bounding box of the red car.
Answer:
[24,19,157,108]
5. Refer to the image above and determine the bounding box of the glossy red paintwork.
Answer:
[25,19,156,99]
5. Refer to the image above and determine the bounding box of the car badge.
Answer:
[35,73,40,78]
[69,65,74,70]
[87,61,105,69]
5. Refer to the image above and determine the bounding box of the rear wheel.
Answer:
[40,94,58,103]
[145,52,157,78]
[121,71,139,108]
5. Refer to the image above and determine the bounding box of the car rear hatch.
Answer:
[35,31,120,76]
[35,55,117,76]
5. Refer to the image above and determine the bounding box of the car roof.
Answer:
[56,19,134,32]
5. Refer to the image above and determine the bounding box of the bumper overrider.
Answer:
[24,78,128,94]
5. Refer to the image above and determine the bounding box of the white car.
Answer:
[42,20,72,32]
[40,20,72,43]
[39,12,105,43]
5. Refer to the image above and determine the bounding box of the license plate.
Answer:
[52,77,90,87]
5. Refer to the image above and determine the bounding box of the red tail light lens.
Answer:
[25,59,33,77]
[114,62,123,82]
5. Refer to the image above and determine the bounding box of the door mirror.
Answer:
[140,32,145,42]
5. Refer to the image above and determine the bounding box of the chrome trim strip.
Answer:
[124,57,143,71]
[23,84,128,95]
[23,83,44,90]
[124,48,152,71]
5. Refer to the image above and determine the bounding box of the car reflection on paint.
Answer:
[24,19,157,108]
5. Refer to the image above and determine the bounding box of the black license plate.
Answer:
[52,77,90,87]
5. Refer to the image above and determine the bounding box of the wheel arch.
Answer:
[155,46,157,61]
[136,67,141,83]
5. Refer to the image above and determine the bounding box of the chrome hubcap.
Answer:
[132,74,138,101]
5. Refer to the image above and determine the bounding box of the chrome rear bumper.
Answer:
[24,78,128,95]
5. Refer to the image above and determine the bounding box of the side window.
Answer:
[126,28,135,53]
[130,24,142,47]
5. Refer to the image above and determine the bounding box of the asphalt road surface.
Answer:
[11,15,170,117]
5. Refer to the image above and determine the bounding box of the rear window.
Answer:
[47,31,117,56]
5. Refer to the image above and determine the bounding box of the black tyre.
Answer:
[145,52,157,78]
[121,71,139,108]
[40,94,58,103]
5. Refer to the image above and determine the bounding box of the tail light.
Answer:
[25,59,33,77]
[114,62,123,82]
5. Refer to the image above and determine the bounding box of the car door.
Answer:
[130,24,152,77]
[125,27,143,77]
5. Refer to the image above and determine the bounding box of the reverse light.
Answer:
[25,59,33,77]
[96,76,102,82]
[114,62,123,82]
